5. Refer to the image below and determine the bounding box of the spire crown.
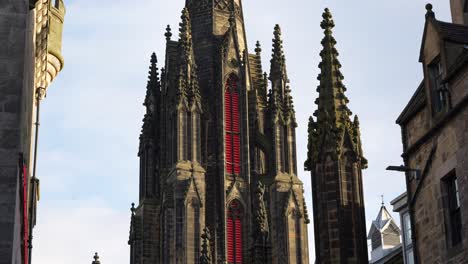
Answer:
[255,41,262,56]
[165,24,172,41]
[271,24,284,64]
[321,8,335,30]
[131,202,136,215]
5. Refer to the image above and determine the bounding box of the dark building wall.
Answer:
[0,1,29,264]
[397,6,468,263]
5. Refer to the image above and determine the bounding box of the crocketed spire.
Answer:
[268,24,288,113]
[179,8,192,60]
[314,8,352,129]
[175,8,194,108]
[305,8,365,167]
[270,24,286,79]
[139,53,160,155]
[144,52,160,110]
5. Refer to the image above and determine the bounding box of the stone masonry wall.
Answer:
[404,65,468,263]
[0,1,29,264]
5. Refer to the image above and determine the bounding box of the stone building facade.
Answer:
[128,0,310,263]
[305,8,369,264]
[395,2,468,263]
[0,1,65,264]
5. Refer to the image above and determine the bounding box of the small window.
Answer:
[447,175,462,246]
[428,59,446,113]
[403,213,412,246]
[406,249,414,264]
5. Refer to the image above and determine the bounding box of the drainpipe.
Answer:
[28,87,45,264]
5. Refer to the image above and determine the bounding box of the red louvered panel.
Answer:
[22,164,29,264]
[233,135,240,174]
[235,218,242,263]
[227,216,234,263]
[232,92,239,133]
[225,91,232,132]
[226,135,233,174]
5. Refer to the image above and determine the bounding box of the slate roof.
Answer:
[396,81,426,125]
[437,21,468,44]
[368,206,401,238]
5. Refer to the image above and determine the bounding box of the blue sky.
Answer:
[33,0,452,263]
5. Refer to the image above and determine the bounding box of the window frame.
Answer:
[225,75,241,175]
[447,174,462,246]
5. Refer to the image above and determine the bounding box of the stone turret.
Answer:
[34,0,66,95]
[306,8,369,263]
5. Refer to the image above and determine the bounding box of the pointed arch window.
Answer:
[225,75,241,175]
[227,200,243,264]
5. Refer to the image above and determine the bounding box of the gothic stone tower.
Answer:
[128,1,310,263]
[305,9,368,263]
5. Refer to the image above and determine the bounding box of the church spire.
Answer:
[306,9,369,263]
[270,24,286,81]
[175,8,193,108]
[139,53,160,155]
[306,8,361,166]
[179,8,192,62]
[144,52,160,110]
[313,8,352,129]
[268,25,288,113]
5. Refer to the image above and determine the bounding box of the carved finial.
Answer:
[255,41,262,56]
[144,53,160,109]
[131,203,136,215]
[425,3,435,18]
[354,115,360,127]
[321,8,335,30]
[179,8,192,55]
[200,227,212,264]
[165,25,172,41]
[92,252,100,264]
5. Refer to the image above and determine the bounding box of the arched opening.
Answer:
[227,200,244,264]
[225,74,241,175]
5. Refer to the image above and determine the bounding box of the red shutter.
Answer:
[227,215,234,262]
[232,92,239,133]
[235,218,242,263]
[225,89,233,174]
[227,201,243,264]
[225,91,232,131]
[225,76,241,176]
[233,134,240,174]
[22,165,29,264]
